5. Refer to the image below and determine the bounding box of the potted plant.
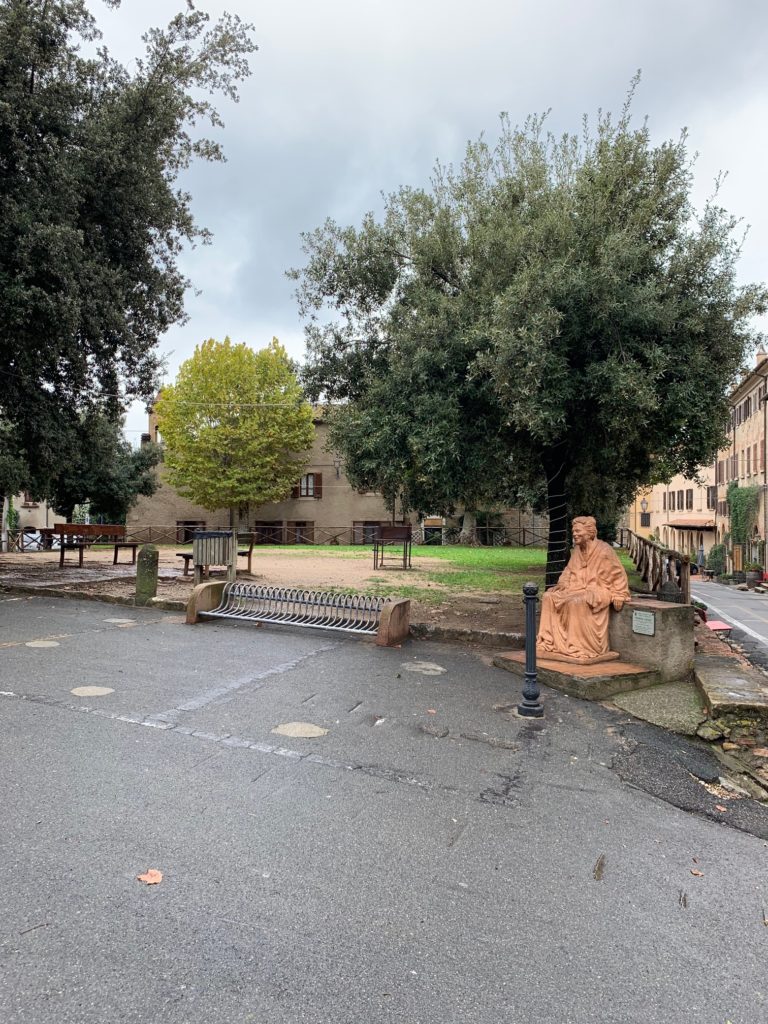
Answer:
[745,562,763,589]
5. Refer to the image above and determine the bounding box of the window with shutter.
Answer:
[663,492,666,511]
[313,473,322,499]
[686,489,693,510]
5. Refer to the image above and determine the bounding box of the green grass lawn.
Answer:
[144,541,640,602]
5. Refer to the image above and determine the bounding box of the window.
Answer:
[353,521,387,544]
[22,491,38,507]
[707,486,717,511]
[686,489,693,510]
[662,492,667,511]
[755,443,759,476]
[287,520,314,543]
[677,489,684,509]
[252,521,283,544]
[747,447,751,475]
[640,512,651,528]
[669,492,675,512]
[292,473,323,499]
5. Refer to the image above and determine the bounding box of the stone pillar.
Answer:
[135,544,159,606]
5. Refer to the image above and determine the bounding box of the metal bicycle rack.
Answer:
[199,583,388,635]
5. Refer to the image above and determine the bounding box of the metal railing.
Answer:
[619,528,691,604]
[120,523,552,549]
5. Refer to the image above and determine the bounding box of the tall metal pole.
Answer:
[518,582,544,718]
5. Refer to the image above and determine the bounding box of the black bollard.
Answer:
[517,581,544,717]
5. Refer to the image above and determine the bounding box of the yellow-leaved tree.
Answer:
[156,338,314,528]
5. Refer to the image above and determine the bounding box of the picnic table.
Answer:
[54,524,138,567]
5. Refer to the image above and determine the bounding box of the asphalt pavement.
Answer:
[692,580,768,669]
[1,594,767,1024]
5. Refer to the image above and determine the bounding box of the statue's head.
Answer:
[572,516,597,542]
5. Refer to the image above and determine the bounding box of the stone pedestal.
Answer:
[608,599,694,682]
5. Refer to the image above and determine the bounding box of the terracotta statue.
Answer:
[537,516,630,664]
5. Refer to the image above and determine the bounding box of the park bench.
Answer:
[706,619,732,638]
[176,532,255,578]
[187,582,411,647]
[55,524,137,567]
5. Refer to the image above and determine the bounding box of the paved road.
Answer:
[692,580,768,666]
[1,594,767,1024]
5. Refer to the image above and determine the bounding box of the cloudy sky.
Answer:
[100,0,768,441]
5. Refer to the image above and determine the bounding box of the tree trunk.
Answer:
[228,505,237,583]
[458,509,479,545]
[1,495,7,553]
[543,455,569,589]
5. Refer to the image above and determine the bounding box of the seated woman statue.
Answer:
[537,516,630,664]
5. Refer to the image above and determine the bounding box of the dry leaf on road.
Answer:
[137,869,163,885]
[690,868,704,877]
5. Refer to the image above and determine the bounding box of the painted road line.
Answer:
[692,593,768,646]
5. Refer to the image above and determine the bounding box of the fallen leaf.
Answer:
[690,868,704,877]
[752,747,768,758]
[715,805,728,812]
[692,856,699,863]
[137,869,163,885]
[592,853,606,881]
[426,709,437,715]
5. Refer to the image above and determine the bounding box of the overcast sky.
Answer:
[101,0,768,441]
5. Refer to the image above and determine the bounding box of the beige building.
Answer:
[641,468,717,559]
[713,351,768,567]
[128,408,400,544]
[630,351,768,568]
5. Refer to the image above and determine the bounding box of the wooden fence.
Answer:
[619,528,691,604]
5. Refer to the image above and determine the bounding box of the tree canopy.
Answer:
[0,0,256,519]
[46,412,161,522]
[291,84,768,582]
[155,338,315,522]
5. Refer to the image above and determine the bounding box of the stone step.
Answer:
[694,655,768,725]
[493,650,661,701]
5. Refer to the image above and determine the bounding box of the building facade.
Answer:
[631,352,768,569]
[127,409,400,544]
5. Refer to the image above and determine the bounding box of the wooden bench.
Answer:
[55,524,134,567]
[177,533,256,577]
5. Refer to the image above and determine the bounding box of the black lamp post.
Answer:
[517,581,544,717]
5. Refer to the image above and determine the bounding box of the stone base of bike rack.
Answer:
[186,582,410,647]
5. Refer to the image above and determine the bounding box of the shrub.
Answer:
[707,543,726,576]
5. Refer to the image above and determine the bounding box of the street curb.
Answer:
[0,582,523,646]
[0,583,187,612]
[409,622,524,648]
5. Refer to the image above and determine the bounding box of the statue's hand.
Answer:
[612,598,625,612]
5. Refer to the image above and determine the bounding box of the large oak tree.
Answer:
[291,85,767,584]
[0,0,256,535]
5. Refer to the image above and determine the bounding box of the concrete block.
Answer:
[376,598,410,647]
[186,581,227,624]
[609,599,694,682]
